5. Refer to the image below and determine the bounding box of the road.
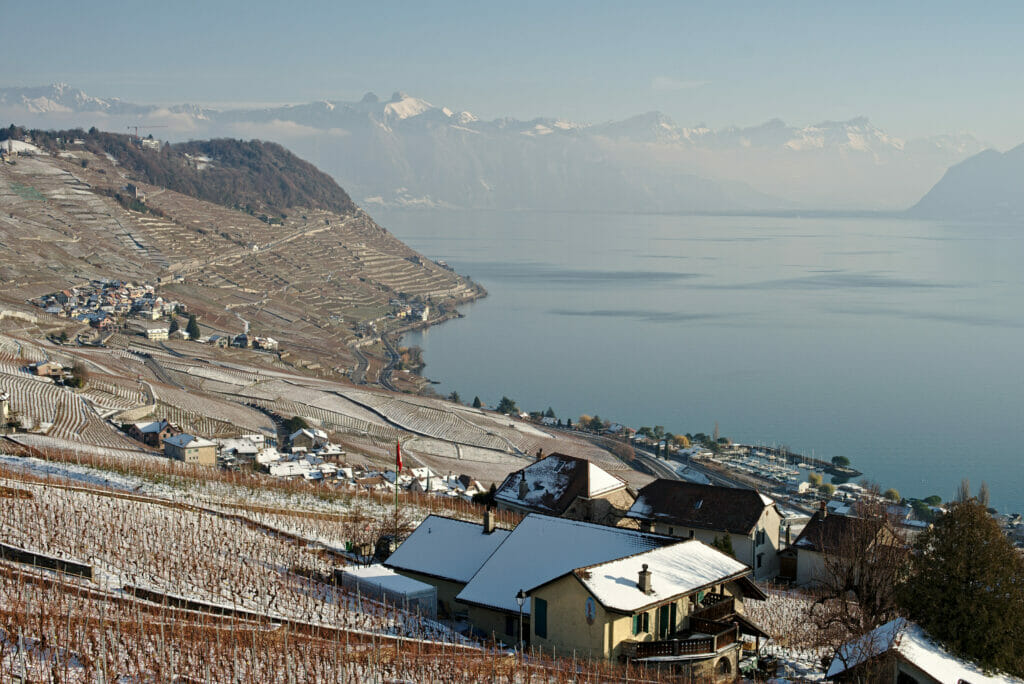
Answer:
[378,335,400,391]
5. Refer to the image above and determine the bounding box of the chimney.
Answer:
[785,524,792,547]
[483,507,496,534]
[820,500,828,518]
[518,474,529,500]
[638,563,653,595]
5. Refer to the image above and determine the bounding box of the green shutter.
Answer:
[632,614,641,635]
[534,598,547,639]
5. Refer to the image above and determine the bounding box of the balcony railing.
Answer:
[693,596,735,621]
[629,623,739,660]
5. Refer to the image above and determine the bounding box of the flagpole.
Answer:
[395,441,400,543]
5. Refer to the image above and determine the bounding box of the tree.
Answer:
[67,362,88,389]
[711,535,735,558]
[818,482,835,496]
[57,330,69,344]
[168,317,179,334]
[955,478,971,503]
[673,434,691,448]
[186,314,200,339]
[808,492,909,658]
[883,488,900,502]
[544,407,556,419]
[831,455,851,467]
[566,418,572,427]
[472,396,482,409]
[496,396,517,415]
[978,481,991,508]
[283,415,309,434]
[447,390,461,404]
[808,472,823,486]
[899,500,1024,676]
[923,495,943,506]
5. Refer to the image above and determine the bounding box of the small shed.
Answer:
[337,564,437,618]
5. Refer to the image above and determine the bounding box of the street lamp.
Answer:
[515,588,527,654]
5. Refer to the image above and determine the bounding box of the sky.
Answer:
[6,1,1024,148]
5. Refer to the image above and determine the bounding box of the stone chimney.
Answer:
[518,474,529,500]
[785,524,792,547]
[483,507,496,534]
[638,563,653,594]
[820,500,828,518]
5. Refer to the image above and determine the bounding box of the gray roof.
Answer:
[384,514,510,583]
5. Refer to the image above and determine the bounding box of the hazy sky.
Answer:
[7,1,1023,148]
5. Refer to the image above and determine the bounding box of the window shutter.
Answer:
[534,598,547,639]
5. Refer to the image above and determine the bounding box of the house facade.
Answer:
[529,541,768,678]
[163,434,218,466]
[127,419,178,448]
[625,480,784,580]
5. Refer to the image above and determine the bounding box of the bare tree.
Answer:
[806,486,909,662]
[955,478,971,503]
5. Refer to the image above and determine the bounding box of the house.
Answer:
[168,329,190,341]
[127,419,178,448]
[528,539,769,678]
[163,434,218,466]
[493,453,635,525]
[827,618,1022,684]
[33,361,64,378]
[452,514,677,646]
[624,480,784,580]
[141,323,169,340]
[290,427,329,450]
[207,335,229,348]
[779,507,889,586]
[384,511,511,617]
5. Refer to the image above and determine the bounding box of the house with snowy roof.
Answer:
[827,618,1023,684]
[453,514,682,647]
[493,453,635,525]
[527,538,769,677]
[289,427,328,450]
[384,511,511,617]
[624,480,784,580]
[127,419,178,448]
[163,434,218,466]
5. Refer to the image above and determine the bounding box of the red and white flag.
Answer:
[396,442,403,473]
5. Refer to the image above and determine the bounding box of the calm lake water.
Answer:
[377,209,1024,514]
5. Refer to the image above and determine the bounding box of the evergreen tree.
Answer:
[899,500,1024,676]
[472,396,482,409]
[544,407,556,418]
[168,317,179,334]
[711,535,735,558]
[186,314,200,339]
[496,396,517,415]
[448,390,461,404]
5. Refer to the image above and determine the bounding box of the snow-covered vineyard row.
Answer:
[0,480,459,641]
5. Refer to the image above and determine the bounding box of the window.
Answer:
[632,612,650,635]
[757,553,764,568]
[534,598,547,639]
[505,614,516,638]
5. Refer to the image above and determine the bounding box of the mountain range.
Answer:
[0,84,993,212]
[910,142,1024,221]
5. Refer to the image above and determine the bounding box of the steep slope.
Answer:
[909,143,1024,221]
[0,134,480,369]
[5,127,355,216]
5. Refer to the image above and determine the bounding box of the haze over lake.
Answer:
[381,209,1024,514]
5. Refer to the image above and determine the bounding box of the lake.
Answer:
[376,209,1024,514]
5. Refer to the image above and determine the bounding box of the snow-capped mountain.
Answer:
[0,84,987,211]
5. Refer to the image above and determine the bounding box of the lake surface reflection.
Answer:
[377,209,1024,513]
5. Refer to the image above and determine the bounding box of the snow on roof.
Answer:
[132,420,168,433]
[385,514,510,583]
[758,492,775,506]
[588,462,626,497]
[827,619,1023,684]
[339,564,436,596]
[163,434,216,449]
[456,514,669,616]
[493,454,626,514]
[572,540,749,613]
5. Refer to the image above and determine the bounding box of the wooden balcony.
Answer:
[692,596,736,621]
[628,622,739,660]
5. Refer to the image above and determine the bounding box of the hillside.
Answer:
[909,142,1024,221]
[0,132,481,374]
[3,126,356,217]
